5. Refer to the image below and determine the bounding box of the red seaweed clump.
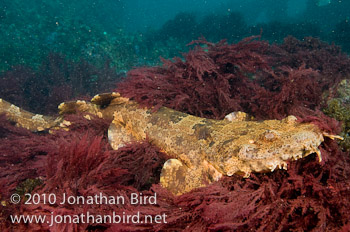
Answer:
[2,36,350,231]
[0,114,168,231]
[117,37,350,125]
[269,36,350,81]
[114,36,350,230]
[0,114,51,195]
[0,53,123,115]
[118,37,271,119]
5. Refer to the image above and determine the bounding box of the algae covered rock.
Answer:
[324,79,350,150]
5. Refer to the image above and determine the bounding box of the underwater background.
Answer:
[1,0,350,231]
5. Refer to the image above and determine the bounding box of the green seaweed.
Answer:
[15,178,43,199]
[324,80,350,150]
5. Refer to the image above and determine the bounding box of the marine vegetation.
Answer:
[1,36,350,231]
[0,53,123,115]
[118,36,350,122]
[324,79,350,150]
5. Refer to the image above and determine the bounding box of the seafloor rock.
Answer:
[324,79,350,150]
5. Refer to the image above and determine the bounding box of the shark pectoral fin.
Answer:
[160,159,222,195]
[160,159,202,195]
[202,160,223,182]
[108,122,136,150]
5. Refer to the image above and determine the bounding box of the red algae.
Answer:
[0,53,122,115]
[114,36,350,231]
[117,36,350,123]
[1,36,350,231]
[117,36,271,119]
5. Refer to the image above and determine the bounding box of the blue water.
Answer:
[121,0,341,31]
[0,0,349,73]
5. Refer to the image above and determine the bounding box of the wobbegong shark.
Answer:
[0,93,342,195]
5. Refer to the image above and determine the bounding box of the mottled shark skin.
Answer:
[0,98,61,131]
[0,93,342,195]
